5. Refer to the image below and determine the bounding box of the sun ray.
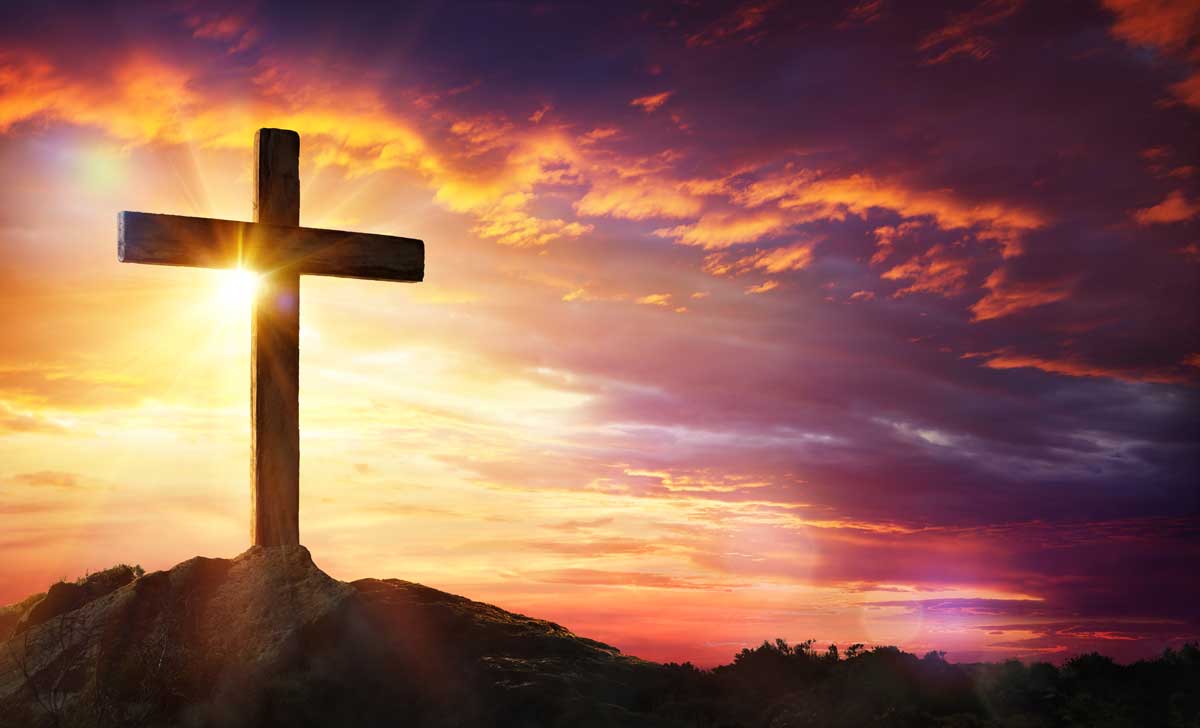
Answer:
[214,266,262,311]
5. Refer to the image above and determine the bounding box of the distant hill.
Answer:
[1,548,1196,727]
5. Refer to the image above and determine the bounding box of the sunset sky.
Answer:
[1,0,1197,666]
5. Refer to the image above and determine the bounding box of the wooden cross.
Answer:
[117,128,424,547]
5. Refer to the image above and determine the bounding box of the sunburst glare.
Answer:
[214,267,261,311]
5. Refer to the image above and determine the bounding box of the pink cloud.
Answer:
[686,2,775,48]
[918,0,1023,65]
[630,91,673,113]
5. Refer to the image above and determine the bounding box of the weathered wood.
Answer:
[255,128,300,228]
[118,212,424,282]
[251,129,301,548]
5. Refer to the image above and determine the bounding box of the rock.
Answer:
[0,549,668,728]
[10,564,141,638]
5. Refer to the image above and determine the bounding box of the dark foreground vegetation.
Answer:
[1,553,1196,727]
[649,638,1200,728]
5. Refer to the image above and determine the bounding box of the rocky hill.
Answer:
[0,547,670,728]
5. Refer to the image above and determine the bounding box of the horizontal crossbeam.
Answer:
[118,211,424,282]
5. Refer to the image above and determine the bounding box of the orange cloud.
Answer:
[6,48,1052,265]
[1102,0,1200,54]
[970,270,1072,321]
[976,350,1186,384]
[1102,0,1200,107]
[1134,189,1200,224]
[0,50,610,248]
[870,222,922,265]
[745,280,779,295]
[696,171,1040,259]
[575,177,702,220]
[777,174,1043,235]
[635,293,673,307]
[578,127,619,144]
[449,115,516,154]
[655,210,788,249]
[745,243,815,273]
[0,51,200,143]
[881,244,970,297]
[630,91,673,112]
[702,242,814,277]
[471,209,593,248]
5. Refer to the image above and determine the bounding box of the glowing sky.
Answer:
[1,0,1197,666]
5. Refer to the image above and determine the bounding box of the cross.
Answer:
[117,128,424,547]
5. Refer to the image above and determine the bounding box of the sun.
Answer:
[214,267,262,310]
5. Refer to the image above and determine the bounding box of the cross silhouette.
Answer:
[117,128,424,547]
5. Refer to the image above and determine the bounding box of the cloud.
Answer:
[685,2,775,48]
[970,269,1073,321]
[575,176,702,220]
[881,244,971,298]
[0,401,66,434]
[527,568,744,591]
[771,174,1043,236]
[841,0,887,26]
[578,126,618,144]
[703,242,815,277]
[10,471,81,488]
[0,49,603,248]
[655,211,788,249]
[918,0,1023,65]
[744,280,779,295]
[971,349,1186,384]
[186,11,259,53]
[630,91,673,113]
[1102,0,1200,107]
[870,222,923,265]
[548,517,614,532]
[1171,72,1200,107]
[635,293,673,307]
[664,170,1041,259]
[866,597,1045,617]
[471,208,593,248]
[1102,0,1200,54]
[1134,189,1200,224]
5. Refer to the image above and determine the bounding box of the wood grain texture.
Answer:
[255,129,300,228]
[251,128,301,548]
[117,212,424,282]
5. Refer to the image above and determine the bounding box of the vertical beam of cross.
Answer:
[251,129,301,547]
[118,128,423,548]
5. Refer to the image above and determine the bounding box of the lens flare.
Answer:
[215,267,261,310]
